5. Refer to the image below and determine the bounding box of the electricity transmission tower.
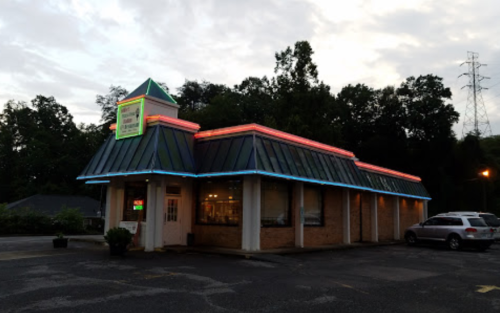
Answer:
[459,51,492,138]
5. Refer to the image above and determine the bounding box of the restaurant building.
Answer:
[78,79,431,252]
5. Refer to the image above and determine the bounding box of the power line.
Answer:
[459,51,492,138]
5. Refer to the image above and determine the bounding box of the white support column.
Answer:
[145,180,157,252]
[294,182,304,248]
[242,176,261,251]
[393,196,400,240]
[421,200,427,223]
[342,189,350,244]
[371,193,378,242]
[104,183,117,233]
[423,200,428,221]
[154,178,166,249]
[115,183,124,228]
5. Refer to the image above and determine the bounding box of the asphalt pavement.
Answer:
[1,237,500,312]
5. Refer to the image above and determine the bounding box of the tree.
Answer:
[271,41,342,145]
[96,85,128,127]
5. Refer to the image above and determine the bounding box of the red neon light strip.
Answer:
[110,124,117,130]
[146,115,200,130]
[195,124,354,157]
[355,161,421,181]
[117,95,145,105]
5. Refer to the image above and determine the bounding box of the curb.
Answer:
[69,238,106,246]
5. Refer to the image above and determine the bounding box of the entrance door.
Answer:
[163,197,182,245]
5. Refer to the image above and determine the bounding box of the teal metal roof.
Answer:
[79,126,430,200]
[78,125,195,180]
[360,170,430,199]
[122,78,177,104]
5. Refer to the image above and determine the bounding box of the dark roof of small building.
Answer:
[78,124,196,180]
[122,78,177,104]
[7,195,101,217]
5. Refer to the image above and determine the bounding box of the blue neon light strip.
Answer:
[78,170,431,200]
[85,180,110,184]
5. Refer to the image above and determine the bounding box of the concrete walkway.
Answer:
[67,235,405,259]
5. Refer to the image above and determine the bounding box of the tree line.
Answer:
[1,41,499,216]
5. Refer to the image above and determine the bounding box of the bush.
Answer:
[0,206,54,235]
[104,227,133,247]
[54,206,84,234]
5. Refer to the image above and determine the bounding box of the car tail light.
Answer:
[465,228,477,232]
[491,228,495,233]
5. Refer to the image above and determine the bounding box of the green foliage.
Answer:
[0,207,53,235]
[104,227,133,247]
[53,206,84,234]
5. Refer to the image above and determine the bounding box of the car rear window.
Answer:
[479,214,500,227]
[468,218,488,227]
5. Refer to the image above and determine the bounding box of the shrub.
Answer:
[104,227,133,247]
[54,206,84,234]
[0,206,53,235]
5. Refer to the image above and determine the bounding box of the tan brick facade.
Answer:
[399,198,422,238]
[377,195,395,241]
[304,186,344,247]
[349,191,374,242]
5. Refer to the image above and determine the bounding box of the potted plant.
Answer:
[104,227,133,256]
[53,233,68,248]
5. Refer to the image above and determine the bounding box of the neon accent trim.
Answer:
[198,170,431,200]
[78,170,430,200]
[146,115,200,130]
[355,161,421,181]
[117,95,145,105]
[85,180,110,184]
[109,124,116,130]
[116,98,145,140]
[195,124,354,157]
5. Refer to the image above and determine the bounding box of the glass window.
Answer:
[479,214,500,227]
[304,185,323,226]
[468,218,488,227]
[261,179,291,227]
[123,182,147,221]
[197,178,242,226]
[423,218,439,226]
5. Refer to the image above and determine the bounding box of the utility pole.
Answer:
[459,51,492,138]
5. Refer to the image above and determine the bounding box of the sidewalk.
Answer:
[68,235,405,260]
[68,235,106,245]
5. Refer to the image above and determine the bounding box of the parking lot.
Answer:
[1,237,500,312]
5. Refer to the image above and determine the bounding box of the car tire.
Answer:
[405,232,418,246]
[447,234,462,250]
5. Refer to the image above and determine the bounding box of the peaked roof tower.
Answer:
[121,78,177,104]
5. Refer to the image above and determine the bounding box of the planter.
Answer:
[53,238,68,248]
[109,244,128,256]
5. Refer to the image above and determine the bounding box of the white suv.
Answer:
[437,212,500,240]
[405,215,495,251]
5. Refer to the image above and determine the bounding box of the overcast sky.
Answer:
[1,0,500,137]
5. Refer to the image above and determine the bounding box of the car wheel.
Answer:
[448,234,462,250]
[405,232,417,246]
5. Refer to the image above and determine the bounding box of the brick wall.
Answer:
[399,198,422,238]
[304,186,343,247]
[377,195,395,241]
[191,224,242,248]
[261,226,295,249]
[350,192,361,242]
[350,191,373,242]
